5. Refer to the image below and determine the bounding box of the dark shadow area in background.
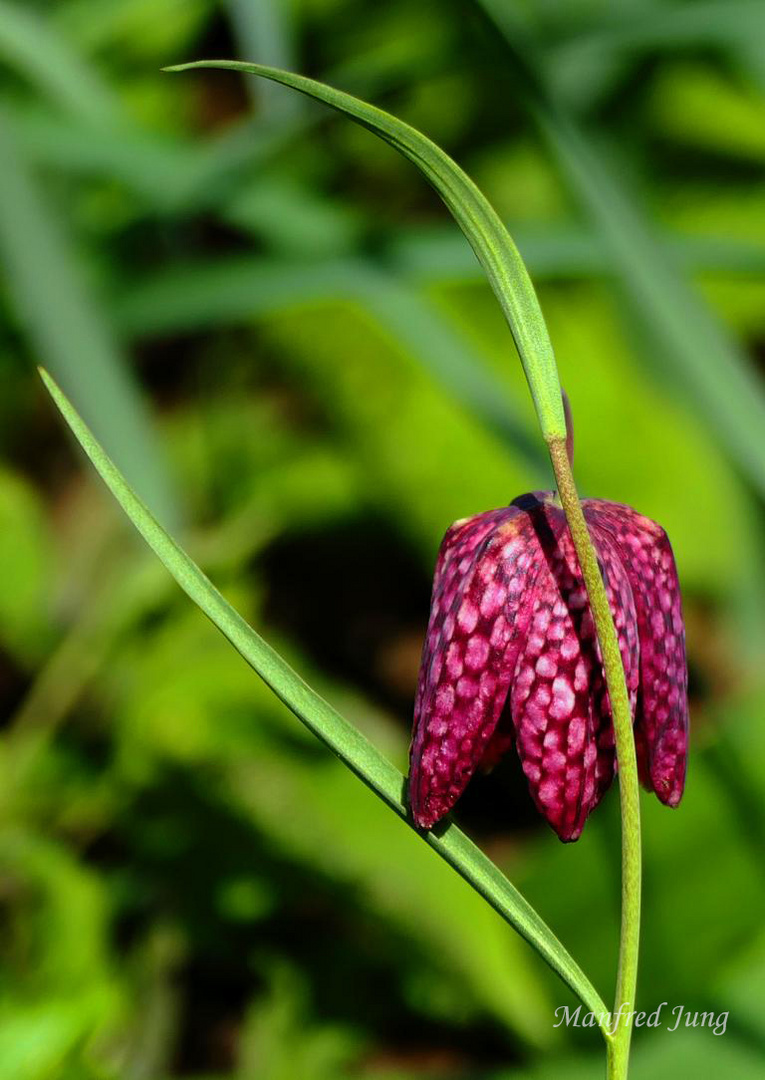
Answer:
[261,515,548,837]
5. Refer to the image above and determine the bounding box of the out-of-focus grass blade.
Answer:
[9,89,765,282]
[39,367,608,1022]
[52,0,209,59]
[477,0,765,497]
[538,127,765,496]
[228,742,555,1046]
[165,60,566,442]
[0,0,119,123]
[5,105,192,206]
[112,255,543,467]
[389,225,765,281]
[547,0,765,106]
[554,0,764,55]
[3,102,299,214]
[226,0,300,115]
[9,95,765,278]
[365,274,543,467]
[0,115,180,528]
[4,40,443,219]
[0,0,306,214]
[11,100,765,277]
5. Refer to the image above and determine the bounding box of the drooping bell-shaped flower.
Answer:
[409,492,688,841]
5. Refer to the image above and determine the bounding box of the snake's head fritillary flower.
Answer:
[409,492,688,842]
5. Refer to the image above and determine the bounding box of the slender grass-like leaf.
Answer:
[553,0,764,54]
[5,104,205,208]
[227,741,555,1045]
[1,7,435,219]
[50,0,207,57]
[534,123,765,500]
[226,0,300,115]
[164,60,566,442]
[0,0,118,123]
[0,114,180,528]
[477,0,765,497]
[5,37,454,218]
[388,225,765,281]
[8,98,764,280]
[39,367,608,1022]
[3,101,301,215]
[546,0,765,107]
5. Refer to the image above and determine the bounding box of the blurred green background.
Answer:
[1,1,765,1077]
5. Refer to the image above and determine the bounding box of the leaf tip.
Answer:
[161,60,233,74]
[37,368,69,418]
[37,366,54,393]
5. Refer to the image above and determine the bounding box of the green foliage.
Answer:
[1,1,764,1077]
[0,468,54,663]
[42,366,604,1035]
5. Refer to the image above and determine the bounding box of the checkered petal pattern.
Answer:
[409,492,688,841]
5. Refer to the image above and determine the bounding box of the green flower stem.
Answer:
[549,437,642,1078]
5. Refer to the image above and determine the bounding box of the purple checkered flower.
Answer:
[409,492,689,841]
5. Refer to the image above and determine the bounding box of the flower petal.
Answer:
[584,500,689,806]
[509,498,639,841]
[409,506,540,828]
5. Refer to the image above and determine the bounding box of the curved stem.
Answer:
[548,437,642,1079]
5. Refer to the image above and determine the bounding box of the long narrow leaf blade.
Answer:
[225,0,300,115]
[0,115,180,528]
[0,0,118,123]
[39,367,607,1022]
[164,60,566,442]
